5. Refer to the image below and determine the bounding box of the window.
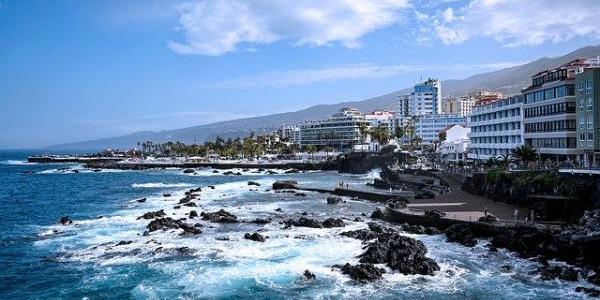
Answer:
[588,115,594,129]
[580,134,586,142]
[588,133,594,141]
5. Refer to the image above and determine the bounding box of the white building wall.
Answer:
[467,96,524,161]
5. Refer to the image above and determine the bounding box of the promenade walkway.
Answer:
[405,172,529,222]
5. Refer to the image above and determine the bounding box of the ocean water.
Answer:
[0,151,593,299]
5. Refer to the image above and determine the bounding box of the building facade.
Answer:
[575,58,600,167]
[276,125,301,144]
[409,78,441,116]
[442,96,476,117]
[468,95,524,161]
[414,114,465,144]
[439,124,471,164]
[522,60,586,161]
[299,107,371,150]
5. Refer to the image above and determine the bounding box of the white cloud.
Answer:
[429,0,600,46]
[168,0,410,55]
[203,61,523,89]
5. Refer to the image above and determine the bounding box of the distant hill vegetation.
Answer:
[48,45,600,151]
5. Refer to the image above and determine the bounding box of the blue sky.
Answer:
[1,0,599,148]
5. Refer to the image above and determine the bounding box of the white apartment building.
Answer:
[442,96,476,117]
[409,78,442,116]
[276,125,301,144]
[396,94,411,127]
[468,95,524,161]
[415,114,465,144]
[439,124,471,164]
[522,60,585,161]
[299,107,371,151]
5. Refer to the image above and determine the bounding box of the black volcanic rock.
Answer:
[284,217,322,228]
[424,209,446,219]
[358,231,439,276]
[244,232,266,242]
[303,269,316,280]
[248,181,261,186]
[137,210,166,220]
[327,196,342,205]
[576,286,600,297]
[59,216,73,225]
[249,217,272,224]
[323,218,345,228]
[445,224,477,247]
[179,223,202,235]
[147,217,181,232]
[272,180,298,190]
[201,209,238,223]
[338,263,385,282]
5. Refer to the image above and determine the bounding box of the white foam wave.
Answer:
[131,183,195,188]
[1,159,38,165]
[363,168,382,180]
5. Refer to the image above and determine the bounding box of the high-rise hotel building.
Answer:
[575,57,600,167]
[522,60,586,161]
[468,95,524,161]
[409,78,442,116]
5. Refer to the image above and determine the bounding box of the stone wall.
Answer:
[462,170,599,222]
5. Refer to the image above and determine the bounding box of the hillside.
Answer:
[48,45,600,151]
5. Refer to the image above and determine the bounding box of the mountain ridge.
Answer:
[48,45,600,151]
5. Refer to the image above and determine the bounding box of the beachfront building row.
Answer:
[465,58,600,165]
[441,96,476,117]
[576,59,600,167]
[467,95,524,161]
[414,114,466,144]
[276,125,301,144]
[296,107,399,151]
[439,124,471,164]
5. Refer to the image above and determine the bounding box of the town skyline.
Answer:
[2,0,600,149]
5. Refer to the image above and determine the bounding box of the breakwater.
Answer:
[86,161,338,171]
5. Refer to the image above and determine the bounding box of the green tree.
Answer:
[511,145,538,167]
[370,125,390,150]
[358,123,370,151]
[305,145,317,160]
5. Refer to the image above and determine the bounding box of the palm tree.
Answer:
[305,145,317,160]
[370,125,390,152]
[358,123,370,151]
[511,145,538,167]
[394,125,404,142]
[499,154,511,169]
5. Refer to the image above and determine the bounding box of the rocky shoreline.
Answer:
[53,171,600,297]
[372,206,600,295]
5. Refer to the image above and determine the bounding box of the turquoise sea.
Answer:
[0,151,591,299]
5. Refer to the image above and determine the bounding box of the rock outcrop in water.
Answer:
[147,217,181,232]
[327,196,342,205]
[284,217,322,228]
[444,224,477,247]
[322,218,345,228]
[137,210,166,220]
[146,217,202,234]
[340,222,439,279]
[244,232,266,242]
[272,180,298,190]
[303,270,316,280]
[201,209,238,223]
[337,263,386,281]
[59,216,73,225]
